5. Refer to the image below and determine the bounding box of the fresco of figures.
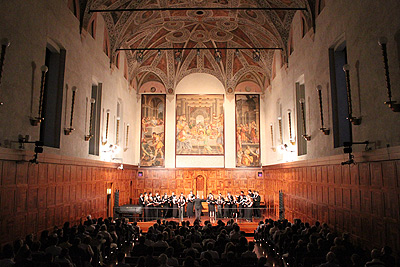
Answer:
[236,94,260,167]
[176,94,224,155]
[140,95,165,167]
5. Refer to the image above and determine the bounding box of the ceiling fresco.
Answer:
[80,0,315,93]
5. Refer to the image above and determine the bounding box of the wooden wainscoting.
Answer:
[0,148,137,246]
[134,168,264,202]
[263,148,400,253]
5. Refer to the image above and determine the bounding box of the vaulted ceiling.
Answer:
[80,0,315,93]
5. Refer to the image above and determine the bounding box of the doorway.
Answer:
[106,182,113,217]
[195,175,206,198]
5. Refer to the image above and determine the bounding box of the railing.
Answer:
[116,206,277,222]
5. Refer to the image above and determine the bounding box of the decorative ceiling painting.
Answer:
[81,0,315,93]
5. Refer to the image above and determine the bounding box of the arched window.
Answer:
[271,53,277,80]
[103,28,111,58]
[288,28,294,55]
[124,57,128,80]
[301,16,307,38]
[115,52,120,69]
[87,14,97,39]
[68,0,80,19]
[116,100,123,146]
[317,0,326,15]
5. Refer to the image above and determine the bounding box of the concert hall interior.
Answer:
[1,0,400,266]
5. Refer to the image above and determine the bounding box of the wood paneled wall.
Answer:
[0,153,136,246]
[263,158,400,252]
[133,168,265,203]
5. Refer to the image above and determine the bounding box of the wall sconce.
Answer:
[124,124,129,152]
[0,38,11,106]
[30,65,48,126]
[107,188,112,195]
[136,50,143,63]
[270,123,276,151]
[174,50,182,62]
[278,117,283,144]
[116,117,120,145]
[253,49,261,62]
[102,109,110,145]
[343,64,362,125]
[85,98,96,141]
[287,110,295,145]
[299,98,311,141]
[215,50,222,63]
[64,86,78,135]
[316,85,330,135]
[378,37,400,112]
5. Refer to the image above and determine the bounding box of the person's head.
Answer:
[226,251,235,262]
[326,252,336,263]
[201,258,210,267]
[248,241,255,251]
[146,246,154,256]
[137,256,146,267]
[2,244,14,259]
[351,254,362,266]
[257,257,267,267]
[165,247,174,257]
[382,246,393,255]
[159,254,168,265]
[371,249,381,260]
[206,242,214,251]
[60,248,69,259]
[183,256,195,267]
[138,235,146,244]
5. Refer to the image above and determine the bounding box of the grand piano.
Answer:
[114,204,142,221]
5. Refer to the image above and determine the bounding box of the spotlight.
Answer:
[197,48,200,56]
[174,50,182,62]
[157,49,161,56]
[215,50,222,63]
[235,49,240,56]
[136,50,143,63]
[253,49,261,62]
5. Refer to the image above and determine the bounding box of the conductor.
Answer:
[193,194,206,221]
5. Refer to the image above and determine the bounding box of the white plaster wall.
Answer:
[163,73,235,168]
[0,0,138,164]
[264,0,400,165]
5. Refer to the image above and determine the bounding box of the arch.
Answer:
[175,73,225,95]
[139,81,166,94]
[235,81,262,93]
[87,14,97,39]
[103,27,111,58]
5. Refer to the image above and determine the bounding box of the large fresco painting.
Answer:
[140,94,165,167]
[176,94,224,155]
[236,94,260,167]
